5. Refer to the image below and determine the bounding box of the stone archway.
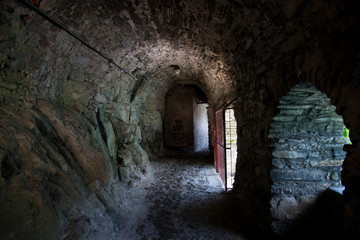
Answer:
[163,84,209,153]
[269,82,347,231]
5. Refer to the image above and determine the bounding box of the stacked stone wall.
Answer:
[231,1,360,237]
[1,0,360,238]
[269,83,346,229]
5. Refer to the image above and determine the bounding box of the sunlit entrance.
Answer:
[225,108,237,189]
[214,101,237,190]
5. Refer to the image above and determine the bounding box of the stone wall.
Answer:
[231,1,360,237]
[0,1,155,238]
[1,0,360,238]
[0,100,153,239]
[163,85,195,149]
[269,83,346,231]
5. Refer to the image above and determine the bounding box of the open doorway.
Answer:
[163,85,209,153]
[225,108,237,189]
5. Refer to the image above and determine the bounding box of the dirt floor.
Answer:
[133,152,265,240]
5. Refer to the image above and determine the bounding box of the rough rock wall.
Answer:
[1,0,360,238]
[1,0,238,237]
[232,0,360,237]
[1,0,239,152]
[269,83,346,230]
[0,101,153,239]
[0,1,154,238]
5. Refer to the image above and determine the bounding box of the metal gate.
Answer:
[224,108,237,189]
[214,108,226,187]
[214,101,237,190]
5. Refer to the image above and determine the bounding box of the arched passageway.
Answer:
[269,82,347,236]
[1,0,360,239]
[163,85,209,154]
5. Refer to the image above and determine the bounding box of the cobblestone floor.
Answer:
[134,153,264,240]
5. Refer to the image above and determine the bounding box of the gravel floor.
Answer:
[134,153,264,240]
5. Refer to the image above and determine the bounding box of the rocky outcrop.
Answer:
[0,101,152,239]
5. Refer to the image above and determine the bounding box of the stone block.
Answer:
[272,142,290,150]
[278,104,313,109]
[309,159,343,167]
[280,109,304,115]
[272,116,295,122]
[270,169,325,181]
[287,159,307,170]
[313,117,330,123]
[272,150,307,159]
[272,158,285,169]
[335,137,348,144]
[308,151,321,160]
[333,149,347,158]
[331,171,340,181]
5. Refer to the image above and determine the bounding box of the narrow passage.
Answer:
[135,153,261,240]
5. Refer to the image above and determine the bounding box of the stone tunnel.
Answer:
[1,0,360,239]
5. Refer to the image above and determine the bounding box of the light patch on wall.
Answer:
[193,97,209,152]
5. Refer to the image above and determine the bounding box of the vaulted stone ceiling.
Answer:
[6,0,359,108]
[15,0,248,104]
[5,0,360,107]
[1,0,360,239]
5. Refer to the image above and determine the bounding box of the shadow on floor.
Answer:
[181,153,344,240]
[153,152,342,239]
[273,188,344,240]
[171,151,269,239]
[187,191,270,240]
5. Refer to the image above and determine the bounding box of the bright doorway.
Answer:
[225,108,237,189]
[214,101,237,190]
